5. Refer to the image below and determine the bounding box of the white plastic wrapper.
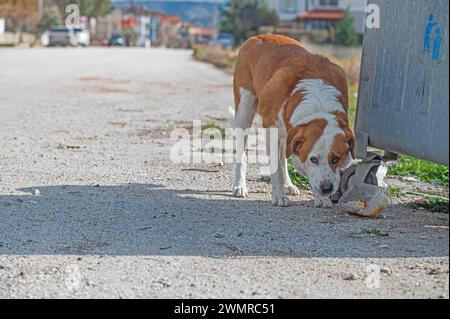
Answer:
[376,162,389,188]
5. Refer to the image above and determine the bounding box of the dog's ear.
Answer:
[286,126,305,158]
[333,112,355,160]
[343,128,355,160]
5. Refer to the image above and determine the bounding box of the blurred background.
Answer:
[0,0,365,116]
[0,0,366,49]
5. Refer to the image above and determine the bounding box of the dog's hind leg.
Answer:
[232,88,257,198]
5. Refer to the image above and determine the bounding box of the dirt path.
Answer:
[0,48,448,298]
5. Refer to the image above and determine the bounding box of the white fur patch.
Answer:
[234,88,257,128]
[296,112,337,126]
[312,117,344,159]
[290,79,345,126]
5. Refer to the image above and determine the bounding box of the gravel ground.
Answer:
[0,48,448,299]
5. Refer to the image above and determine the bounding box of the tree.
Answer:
[91,0,111,17]
[37,6,61,34]
[221,0,279,45]
[335,9,360,47]
[0,0,38,32]
[60,0,111,18]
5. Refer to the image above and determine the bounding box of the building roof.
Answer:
[155,13,181,24]
[298,9,344,22]
[186,25,217,36]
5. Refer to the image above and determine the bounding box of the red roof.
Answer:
[199,28,217,36]
[155,13,181,24]
[299,9,343,21]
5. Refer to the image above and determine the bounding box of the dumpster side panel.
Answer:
[356,0,449,165]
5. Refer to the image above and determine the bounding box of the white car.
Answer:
[73,27,90,47]
[48,26,77,46]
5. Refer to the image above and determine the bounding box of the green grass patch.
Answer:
[348,83,358,130]
[287,158,310,189]
[387,186,406,197]
[201,123,226,138]
[361,228,389,237]
[407,196,449,214]
[388,156,449,186]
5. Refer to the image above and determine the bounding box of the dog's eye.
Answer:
[332,156,340,164]
[310,156,319,165]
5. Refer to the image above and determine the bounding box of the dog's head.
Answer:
[287,115,355,197]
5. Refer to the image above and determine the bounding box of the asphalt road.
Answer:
[0,48,448,299]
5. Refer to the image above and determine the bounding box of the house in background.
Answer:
[264,0,367,35]
[299,0,367,34]
[264,0,308,22]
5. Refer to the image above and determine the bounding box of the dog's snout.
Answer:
[320,181,334,195]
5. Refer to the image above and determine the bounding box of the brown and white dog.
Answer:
[232,35,355,207]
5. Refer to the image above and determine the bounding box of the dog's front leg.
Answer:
[313,194,333,208]
[267,127,290,207]
[283,159,300,196]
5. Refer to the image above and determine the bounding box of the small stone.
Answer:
[402,176,419,182]
[32,189,40,196]
[428,269,444,276]
[381,267,392,275]
[343,273,359,281]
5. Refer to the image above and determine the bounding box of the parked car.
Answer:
[107,34,125,47]
[48,26,77,47]
[73,27,90,47]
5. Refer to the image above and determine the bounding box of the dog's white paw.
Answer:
[314,196,333,208]
[232,184,248,198]
[285,184,300,196]
[272,193,291,207]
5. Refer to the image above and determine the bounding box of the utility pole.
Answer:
[38,0,44,19]
[212,0,219,35]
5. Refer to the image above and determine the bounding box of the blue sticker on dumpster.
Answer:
[423,13,443,61]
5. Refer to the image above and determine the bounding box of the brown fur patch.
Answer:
[329,134,351,172]
[287,119,327,162]
[233,34,349,127]
[333,111,355,159]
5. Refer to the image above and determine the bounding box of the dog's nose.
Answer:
[320,182,334,195]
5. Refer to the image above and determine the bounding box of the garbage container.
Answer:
[355,0,449,166]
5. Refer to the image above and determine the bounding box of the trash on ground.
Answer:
[339,183,391,219]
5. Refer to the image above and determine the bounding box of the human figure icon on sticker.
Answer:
[423,13,443,61]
